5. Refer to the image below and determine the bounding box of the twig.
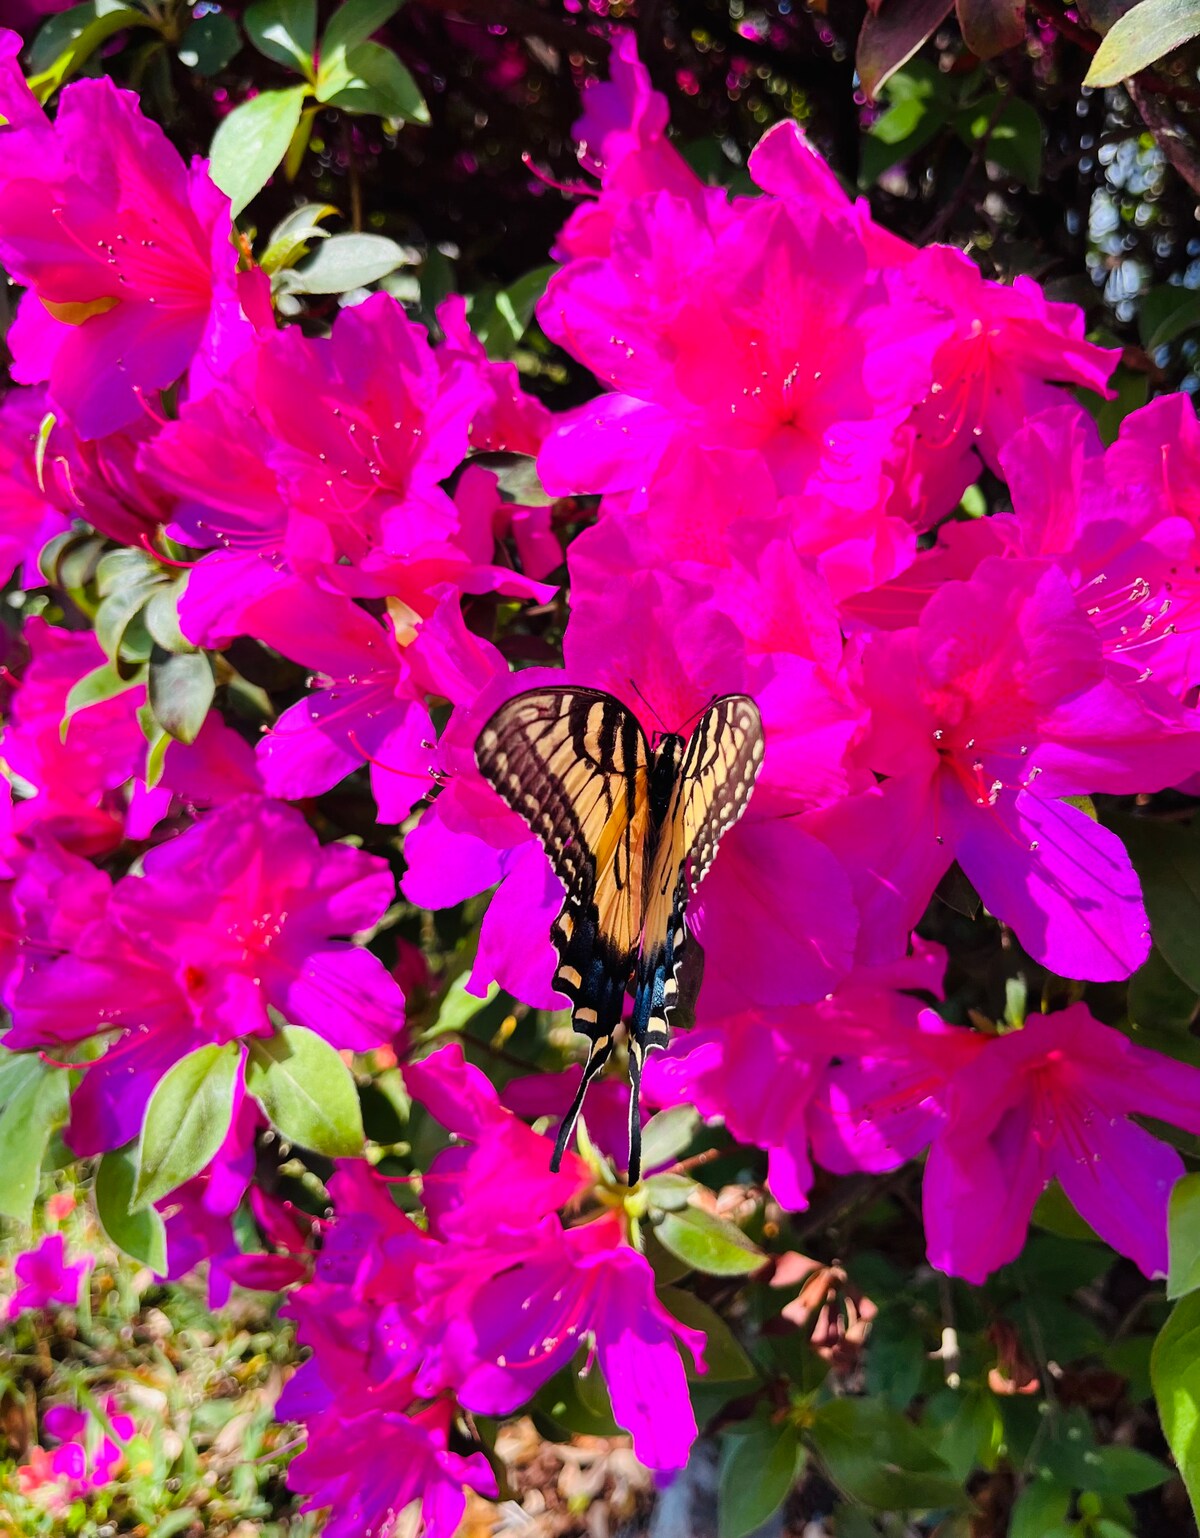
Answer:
[920,91,1010,243]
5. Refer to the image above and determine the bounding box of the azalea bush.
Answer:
[5,1,1200,1535]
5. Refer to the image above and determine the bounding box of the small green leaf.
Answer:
[654,1205,765,1276]
[210,85,309,220]
[177,10,241,74]
[245,1025,365,1157]
[865,1303,927,1408]
[94,579,163,662]
[808,1398,970,1511]
[1010,1478,1072,1538]
[1169,1173,1200,1299]
[26,3,153,103]
[279,232,416,294]
[319,0,401,61]
[718,1418,802,1538]
[1129,944,1198,1032]
[148,647,214,744]
[1086,0,1200,85]
[423,976,500,1040]
[1140,285,1200,352]
[1109,814,1200,992]
[639,1105,701,1171]
[1080,1444,1171,1495]
[95,1145,168,1272]
[133,1043,241,1209]
[143,582,191,654]
[471,265,555,359]
[62,661,145,741]
[244,0,317,74]
[1152,1296,1200,1518]
[0,1055,69,1225]
[659,1287,757,1383]
[643,1173,696,1212]
[317,41,429,121]
[260,201,339,274]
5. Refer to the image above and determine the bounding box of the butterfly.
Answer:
[474,687,765,1184]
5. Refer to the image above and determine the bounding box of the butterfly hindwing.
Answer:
[632,695,765,1056]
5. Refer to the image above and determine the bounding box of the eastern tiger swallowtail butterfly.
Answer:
[474,688,765,1184]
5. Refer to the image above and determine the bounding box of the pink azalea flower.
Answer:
[436,295,552,456]
[538,189,937,520]
[8,796,404,1153]
[286,1399,497,1538]
[0,389,69,588]
[431,1211,706,1470]
[405,1044,591,1242]
[646,945,954,1209]
[42,1397,136,1489]
[553,31,706,261]
[815,556,1200,979]
[0,31,46,126]
[0,74,252,438]
[924,1004,1200,1282]
[7,1232,91,1316]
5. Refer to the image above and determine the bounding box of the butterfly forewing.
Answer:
[474,687,651,1012]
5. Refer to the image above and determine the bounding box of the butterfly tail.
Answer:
[550,1031,615,1172]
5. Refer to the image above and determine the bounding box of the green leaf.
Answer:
[1031,1179,1100,1242]
[143,582,191,654]
[659,1287,758,1383]
[865,1303,927,1408]
[25,3,153,103]
[533,1352,620,1438]
[148,648,215,744]
[279,231,415,294]
[210,85,309,220]
[1153,1292,1200,1518]
[1129,944,1198,1032]
[94,1145,168,1272]
[244,0,317,74]
[1010,1478,1072,1538]
[62,661,145,741]
[1080,1444,1171,1495]
[245,1025,365,1157]
[718,1418,802,1538]
[1139,285,1200,351]
[0,1056,69,1225]
[642,1173,696,1212]
[133,1043,241,1209]
[654,1205,765,1276]
[426,976,500,1040]
[471,265,555,358]
[808,1397,970,1511]
[178,11,242,74]
[94,578,163,663]
[1108,814,1200,992]
[1086,0,1200,85]
[639,1105,701,1171]
[259,201,340,274]
[320,0,402,61]
[317,40,428,120]
[1170,1173,1200,1299]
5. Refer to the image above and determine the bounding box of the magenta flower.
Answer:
[42,1398,136,1490]
[538,189,937,521]
[286,1400,497,1538]
[7,1232,91,1317]
[553,31,706,262]
[818,556,1200,979]
[436,1211,706,1470]
[0,72,252,438]
[8,796,404,1152]
[0,389,69,588]
[924,1004,1200,1282]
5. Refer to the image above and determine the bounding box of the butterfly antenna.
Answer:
[627,677,667,735]
[550,1036,613,1171]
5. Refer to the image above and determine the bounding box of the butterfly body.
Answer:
[475,687,764,1183]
